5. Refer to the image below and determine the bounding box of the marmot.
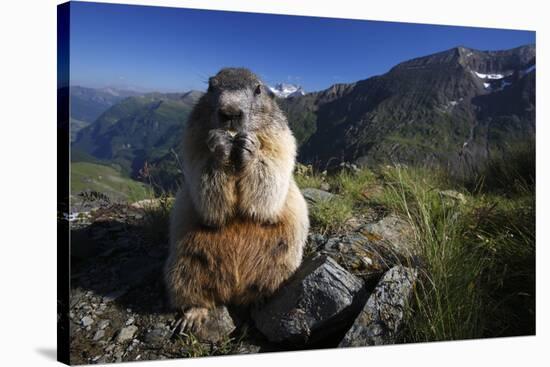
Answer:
[164,68,309,331]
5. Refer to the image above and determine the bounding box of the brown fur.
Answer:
[165,183,305,308]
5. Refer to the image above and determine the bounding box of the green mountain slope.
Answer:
[72,91,202,177]
[70,118,91,141]
[70,86,142,123]
[71,161,149,202]
[69,86,143,141]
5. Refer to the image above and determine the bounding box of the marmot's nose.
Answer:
[218,106,243,123]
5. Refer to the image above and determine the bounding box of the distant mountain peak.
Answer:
[390,44,535,79]
[269,83,305,98]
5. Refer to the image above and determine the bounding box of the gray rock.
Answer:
[339,266,417,347]
[323,237,343,252]
[81,316,94,327]
[252,254,365,344]
[105,344,115,353]
[338,162,360,173]
[117,325,138,344]
[103,289,128,303]
[321,234,387,276]
[191,306,236,343]
[320,182,331,192]
[237,343,262,354]
[363,214,415,257]
[308,233,326,245]
[341,232,369,246]
[144,327,171,345]
[93,329,105,341]
[301,188,335,205]
[97,320,110,330]
[104,344,115,353]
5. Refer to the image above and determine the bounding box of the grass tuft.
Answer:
[330,168,377,202]
[375,164,535,341]
[140,195,174,245]
[309,196,353,235]
[294,171,326,190]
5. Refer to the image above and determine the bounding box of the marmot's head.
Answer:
[204,68,280,134]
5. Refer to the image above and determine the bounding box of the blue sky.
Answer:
[69,1,535,92]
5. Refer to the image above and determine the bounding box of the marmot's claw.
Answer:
[234,133,259,152]
[207,129,233,162]
[180,307,209,334]
[233,133,259,167]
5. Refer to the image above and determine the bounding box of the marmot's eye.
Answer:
[254,85,262,95]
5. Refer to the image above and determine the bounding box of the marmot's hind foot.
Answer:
[179,307,209,334]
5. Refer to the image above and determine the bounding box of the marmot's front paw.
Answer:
[180,307,209,334]
[233,132,259,169]
[207,129,233,164]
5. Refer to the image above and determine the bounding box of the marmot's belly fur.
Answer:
[164,181,308,310]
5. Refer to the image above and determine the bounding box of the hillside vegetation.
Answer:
[295,142,535,341]
[73,92,202,177]
[71,162,150,203]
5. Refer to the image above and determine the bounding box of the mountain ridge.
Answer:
[282,44,535,173]
[72,90,204,176]
[71,44,535,187]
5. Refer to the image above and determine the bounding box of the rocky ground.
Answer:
[68,189,419,364]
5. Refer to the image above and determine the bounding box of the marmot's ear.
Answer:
[208,77,219,91]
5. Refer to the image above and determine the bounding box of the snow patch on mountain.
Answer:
[268,83,305,98]
[474,71,505,80]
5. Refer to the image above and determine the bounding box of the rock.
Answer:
[308,233,326,246]
[320,182,331,191]
[81,316,94,327]
[130,198,160,210]
[301,188,335,205]
[104,344,115,353]
[252,254,365,344]
[339,266,417,347]
[117,325,138,344]
[93,329,105,341]
[237,343,262,354]
[362,214,415,258]
[439,189,467,204]
[103,288,128,303]
[97,320,110,330]
[338,162,360,173]
[189,306,236,343]
[323,237,342,252]
[321,234,387,277]
[130,198,174,210]
[144,328,171,345]
[341,233,369,246]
